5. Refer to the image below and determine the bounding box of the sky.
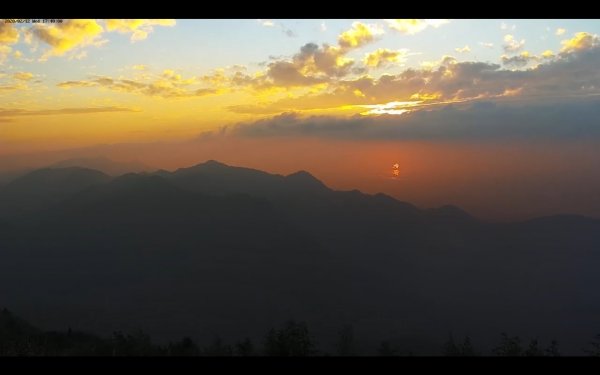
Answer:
[1,19,600,220]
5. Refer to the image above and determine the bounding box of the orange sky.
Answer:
[2,19,600,220]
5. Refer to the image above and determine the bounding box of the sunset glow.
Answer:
[2,19,600,219]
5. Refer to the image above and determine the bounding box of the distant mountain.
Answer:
[164,160,330,199]
[0,169,32,187]
[51,157,151,176]
[0,160,599,354]
[0,167,110,216]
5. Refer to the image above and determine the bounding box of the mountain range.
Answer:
[1,160,599,354]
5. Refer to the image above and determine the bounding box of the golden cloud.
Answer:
[13,72,34,81]
[228,41,600,115]
[561,32,599,53]
[384,19,449,35]
[338,22,384,50]
[0,23,19,64]
[57,71,219,99]
[31,19,105,61]
[503,34,525,53]
[364,48,408,68]
[501,51,540,68]
[541,50,555,59]
[0,45,11,64]
[0,23,19,44]
[105,19,176,42]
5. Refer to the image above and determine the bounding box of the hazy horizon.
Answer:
[2,19,600,220]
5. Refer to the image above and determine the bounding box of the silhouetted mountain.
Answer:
[165,159,328,198]
[0,167,110,217]
[0,169,31,187]
[1,161,599,354]
[51,157,151,176]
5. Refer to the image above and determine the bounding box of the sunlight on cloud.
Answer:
[257,19,275,27]
[503,34,525,53]
[561,32,599,53]
[385,19,449,35]
[0,23,19,44]
[359,100,422,116]
[13,72,34,81]
[105,19,176,42]
[338,22,384,49]
[30,19,105,61]
[363,48,409,68]
[57,70,220,99]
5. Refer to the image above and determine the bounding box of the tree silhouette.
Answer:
[336,325,355,356]
[460,336,477,356]
[443,333,460,356]
[203,336,233,356]
[168,336,199,356]
[262,320,317,356]
[524,339,544,356]
[235,338,255,356]
[584,334,600,356]
[111,330,155,356]
[444,334,477,356]
[493,333,523,356]
[377,340,398,356]
[545,340,560,357]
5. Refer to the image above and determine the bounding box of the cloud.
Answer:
[132,64,148,70]
[228,42,600,115]
[228,98,600,141]
[338,22,384,49]
[0,83,27,92]
[455,45,471,53]
[501,51,540,68]
[320,22,327,32]
[229,22,388,90]
[57,72,220,99]
[503,34,525,53]
[13,72,34,81]
[104,19,175,42]
[256,43,354,88]
[0,106,136,120]
[0,45,11,64]
[258,19,274,27]
[30,19,105,61]
[364,48,409,68]
[561,32,599,54]
[556,28,566,36]
[0,23,19,44]
[0,23,20,64]
[25,19,175,61]
[500,22,516,31]
[541,50,555,59]
[479,42,494,49]
[385,19,449,35]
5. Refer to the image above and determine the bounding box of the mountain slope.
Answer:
[0,161,599,354]
[0,167,110,217]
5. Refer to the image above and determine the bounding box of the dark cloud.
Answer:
[58,74,218,98]
[501,52,540,68]
[230,45,600,113]
[229,98,600,141]
[0,106,137,120]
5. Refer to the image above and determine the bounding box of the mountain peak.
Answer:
[202,160,228,167]
[285,170,328,191]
